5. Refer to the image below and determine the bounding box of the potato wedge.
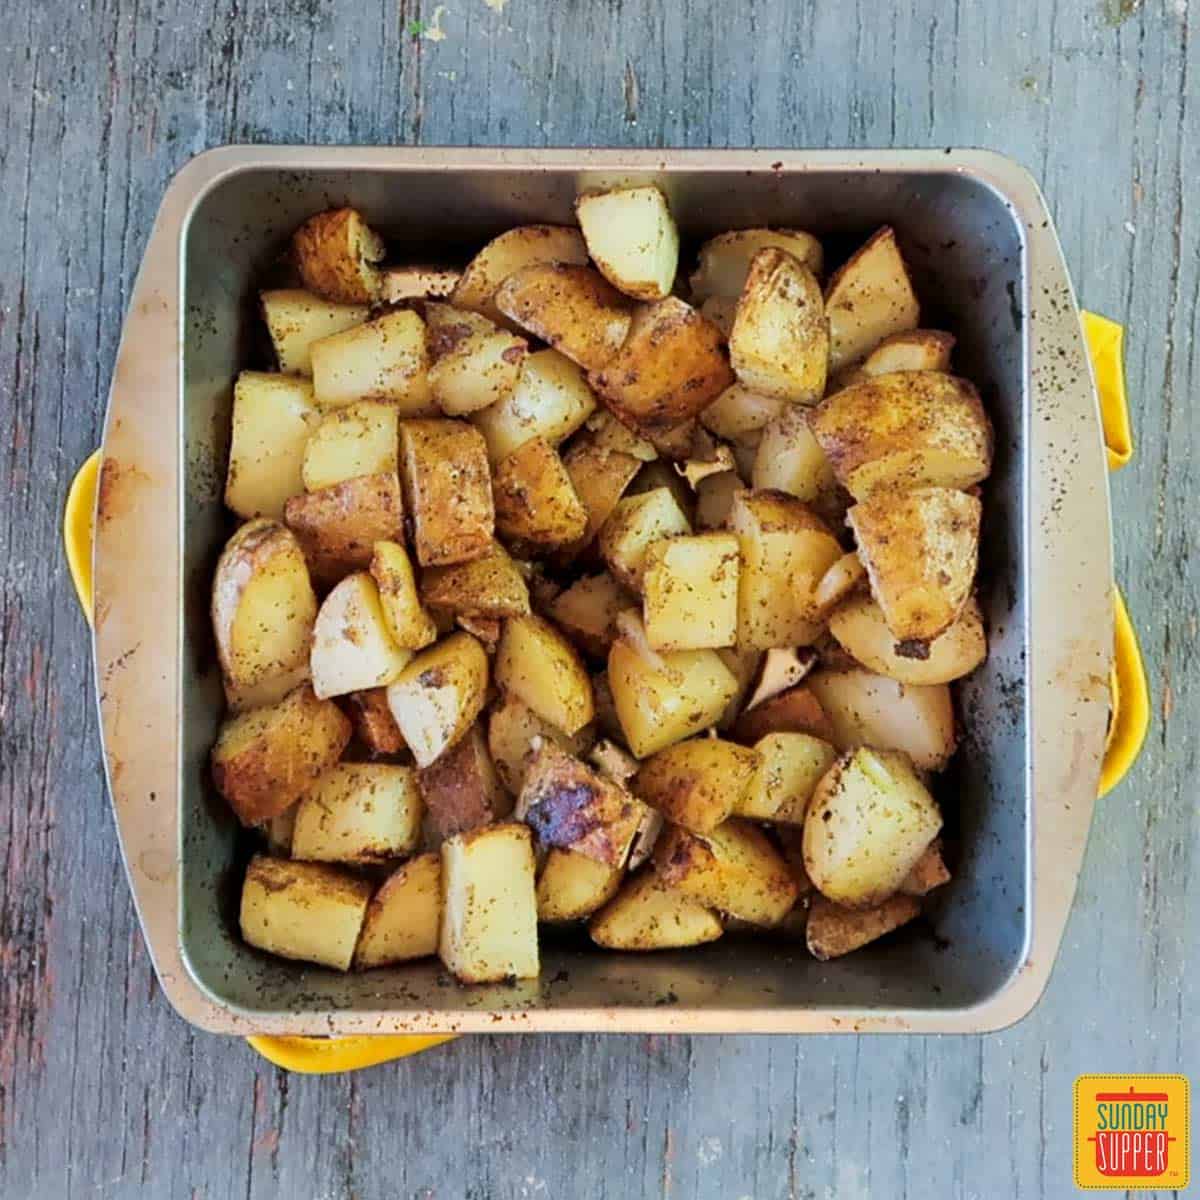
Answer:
[493,436,588,549]
[450,224,589,328]
[810,371,993,499]
[310,309,434,414]
[399,419,495,567]
[344,687,407,755]
[699,383,783,447]
[439,823,539,983]
[488,692,596,796]
[420,540,531,619]
[806,892,921,961]
[301,401,400,493]
[496,263,632,371]
[496,614,595,736]
[642,532,740,651]
[211,519,317,711]
[824,226,920,371]
[829,593,986,684]
[802,747,942,908]
[212,684,352,826]
[417,724,509,838]
[634,736,760,834]
[240,855,372,971]
[385,632,489,768]
[690,228,824,300]
[844,328,955,384]
[654,819,798,926]
[425,302,528,417]
[261,289,370,376]
[598,487,693,592]
[370,540,438,650]
[311,571,413,699]
[284,471,405,585]
[751,406,836,503]
[559,437,644,554]
[694,471,743,530]
[547,573,631,658]
[900,839,951,896]
[576,185,679,301]
[380,265,461,303]
[225,371,321,519]
[537,848,624,922]
[848,487,981,643]
[291,762,422,863]
[589,869,723,950]
[729,249,828,403]
[731,684,835,744]
[733,732,838,823]
[292,207,385,304]
[353,852,442,967]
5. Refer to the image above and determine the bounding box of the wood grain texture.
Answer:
[1,0,1196,1196]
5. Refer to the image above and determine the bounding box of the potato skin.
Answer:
[344,687,407,754]
[492,436,588,549]
[420,541,531,619]
[560,437,644,553]
[731,685,835,744]
[417,724,509,838]
[806,892,921,961]
[292,207,385,304]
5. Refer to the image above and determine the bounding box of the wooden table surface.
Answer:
[1,1,1196,1196]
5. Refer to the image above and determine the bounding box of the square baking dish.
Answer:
[92,147,1112,1035]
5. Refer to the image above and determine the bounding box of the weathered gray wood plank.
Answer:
[0,0,1195,1197]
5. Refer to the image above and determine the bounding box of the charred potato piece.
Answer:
[311,571,412,699]
[425,302,528,417]
[751,406,836,502]
[547,573,631,658]
[495,614,595,736]
[734,732,838,823]
[493,436,588,549]
[690,228,824,301]
[598,487,693,592]
[302,401,400,492]
[634,736,760,834]
[806,892,921,961]
[370,540,438,651]
[537,849,625,922]
[576,185,680,301]
[642,532,740,651]
[344,687,407,755]
[310,309,434,414]
[420,540,531,619]
[292,207,385,304]
[261,289,370,376]
[417,724,510,838]
[488,692,596,796]
[589,869,723,950]
[353,852,442,967]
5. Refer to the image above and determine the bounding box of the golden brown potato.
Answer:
[417,723,509,838]
[302,401,400,492]
[310,309,434,414]
[576,185,680,301]
[848,487,981,644]
[810,371,993,499]
[292,207,385,304]
[588,869,723,950]
[654,819,798,926]
[824,226,920,372]
[729,249,828,403]
[212,684,352,826]
[689,228,824,300]
[344,687,407,755]
[751,406,836,503]
[560,436,644,552]
[284,472,405,586]
[225,371,321,519]
[731,684,835,744]
[420,540,531,619]
[353,852,442,967]
[642,532,740,652]
[311,571,412,699]
[495,614,595,736]
[734,732,838,823]
[802,747,942,908]
[634,736,760,834]
[399,419,495,567]
[836,329,955,387]
[241,855,372,971]
[261,289,371,376]
[495,263,633,370]
[493,436,588,549]
[370,540,438,651]
[598,487,693,592]
[380,265,461,303]
[900,838,951,896]
[805,892,921,961]
[829,593,987,684]
[580,409,658,463]
[425,302,528,417]
[385,632,489,768]
[537,848,625,922]
[488,692,596,795]
[547,573,631,658]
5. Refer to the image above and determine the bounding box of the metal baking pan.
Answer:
[92,147,1112,1036]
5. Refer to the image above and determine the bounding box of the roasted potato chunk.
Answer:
[420,540,531,619]
[700,383,783,446]
[576,185,679,300]
[493,436,588,549]
[310,309,434,414]
[547,573,631,658]
[751,406,836,503]
[261,289,370,376]
[292,207,385,304]
[690,228,824,300]
[806,892,921,961]
[417,724,509,838]
[589,869,723,950]
[291,762,422,863]
[488,692,596,796]
[581,408,659,463]
[311,571,412,699]
[698,295,737,338]
[599,487,692,592]
[425,302,528,417]
[537,849,624,922]
[496,614,595,736]
[344,687,407,755]
[642,532,740,651]
[835,329,955,387]
[370,540,438,650]
[634,736,760,834]
[731,684,834,744]
[560,436,644,553]
[302,401,400,492]
[354,852,442,967]
[734,733,838,823]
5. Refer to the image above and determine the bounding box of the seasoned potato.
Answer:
[802,747,942,908]
[420,540,531,619]
[240,855,372,971]
[731,684,835,744]
[488,692,596,795]
[810,371,993,499]
[589,297,734,435]
[284,472,405,585]
[576,185,679,300]
[291,762,422,863]
[699,295,737,338]
[729,249,828,403]
[311,571,412,699]
[310,309,434,414]
[806,668,955,771]
[806,892,921,961]
[495,263,632,371]
[848,487,981,643]
[699,383,783,447]
[353,852,442,967]
[547,573,631,658]
[626,457,696,523]
[211,519,317,712]
[829,594,986,684]
[370,540,438,650]
[812,552,868,617]
[589,869,723,950]
[537,848,624,922]
[728,489,843,649]
[399,419,495,567]
[225,371,321,519]
[690,228,824,300]
[642,533,740,652]
[450,224,589,328]
[824,226,920,371]
[473,349,597,464]
[212,684,352,826]
[599,487,693,592]
[302,401,400,492]
[589,737,641,784]
[654,819,798,926]
[837,329,955,386]
[385,632,489,768]
[581,409,658,462]
[417,724,509,838]
[751,406,836,502]
[734,732,838,823]
[493,436,588,549]
[380,265,461,303]
[900,839,951,896]
[425,302,528,417]
[560,436,644,551]
[261,289,370,376]
[715,644,763,731]
[292,207,385,304]
[496,614,595,736]
[694,471,743,530]
[634,737,760,834]
[344,687,407,755]
[439,823,540,983]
